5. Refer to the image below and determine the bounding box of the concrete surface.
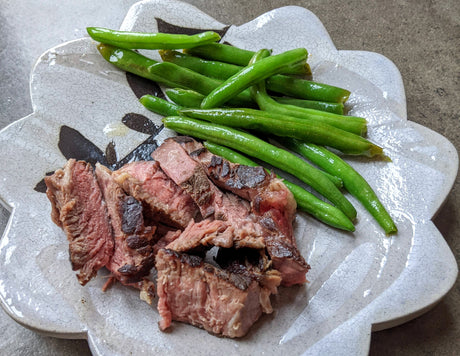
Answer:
[0,0,458,354]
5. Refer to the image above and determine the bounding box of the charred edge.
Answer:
[163,248,203,268]
[188,147,207,157]
[121,196,144,234]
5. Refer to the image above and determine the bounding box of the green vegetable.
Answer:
[187,43,348,103]
[203,141,355,231]
[280,138,397,234]
[163,116,357,220]
[160,49,310,77]
[266,75,350,103]
[87,27,220,50]
[165,88,204,108]
[274,97,344,115]
[96,44,254,107]
[139,95,183,116]
[185,42,261,66]
[179,108,382,156]
[251,79,367,136]
[201,48,308,109]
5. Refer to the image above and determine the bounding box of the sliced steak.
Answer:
[155,248,279,338]
[165,193,265,252]
[45,159,114,285]
[153,139,266,251]
[174,137,309,286]
[152,138,217,219]
[112,161,200,229]
[95,164,157,296]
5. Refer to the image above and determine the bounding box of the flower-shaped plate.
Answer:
[0,0,457,355]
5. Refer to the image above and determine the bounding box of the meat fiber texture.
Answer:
[44,136,310,338]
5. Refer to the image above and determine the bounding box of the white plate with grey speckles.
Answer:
[0,0,457,355]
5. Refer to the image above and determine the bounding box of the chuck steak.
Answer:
[95,163,157,302]
[45,159,114,285]
[112,161,200,229]
[155,248,280,338]
[153,138,266,251]
[173,137,310,286]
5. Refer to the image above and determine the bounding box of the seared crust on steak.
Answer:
[173,138,310,286]
[112,161,200,229]
[155,248,280,338]
[45,159,114,285]
[95,164,157,293]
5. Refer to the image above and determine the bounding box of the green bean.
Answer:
[187,43,347,102]
[163,116,357,220]
[274,97,344,115]
[187,43,348,103]
[203,141,355,231]
[185,43,258,66]
[165,88,204,108]
[184,43,312,76]
[87,27,220,50]
[161,50,242,80]
[201,48,308,109]
[96,44,254,107]
[139,95,183,116]
[266,75,350,103]
[251,80,367,136]
[280,138,397,234]
[97,43,159,80]
[160,49,310,77]
[179,108,382,156]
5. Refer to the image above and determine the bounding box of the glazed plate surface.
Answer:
[0,1,458,355]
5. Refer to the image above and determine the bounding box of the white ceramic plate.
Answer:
[0,0,458,355]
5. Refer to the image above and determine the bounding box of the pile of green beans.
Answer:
[87,26,397,234]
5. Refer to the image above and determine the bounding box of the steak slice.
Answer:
[112,161,200,229]
[153,139,266,250]
[155,248,280,338]
[165,193,265,252]
[152,138,217,219]
[95,163,157,302]
[175,137,310,286]
[45,159,114,285]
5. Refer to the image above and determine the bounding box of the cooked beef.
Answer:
[44,136,311,338]
[165,193,265,252]
[44,159,114,285]
[173,137,310,286]
[155,248,280,338]
[95,164,157,297]
[215,247,281,296]
[152,138,217,218]
[153,139,266,251]
[112,161,200,229]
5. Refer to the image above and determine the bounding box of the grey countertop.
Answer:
[0,0,458,354]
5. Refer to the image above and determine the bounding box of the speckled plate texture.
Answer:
[0,0,458,355]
